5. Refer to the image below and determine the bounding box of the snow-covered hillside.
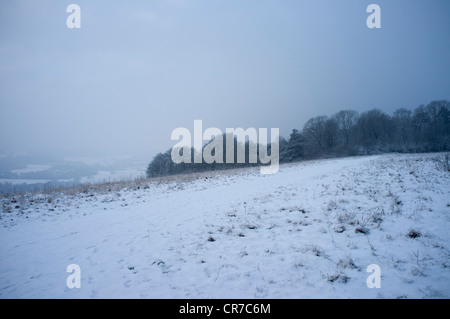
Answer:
[1,153,449,298]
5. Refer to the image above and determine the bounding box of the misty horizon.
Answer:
[1,0,449,159]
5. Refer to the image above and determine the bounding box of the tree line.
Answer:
[146,100,450,177]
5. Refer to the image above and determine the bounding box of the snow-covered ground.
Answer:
[0,153,449,299]
[79,168,145,184]
[11,164,52,175]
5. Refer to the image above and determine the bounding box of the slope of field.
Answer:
[1,153,449,298]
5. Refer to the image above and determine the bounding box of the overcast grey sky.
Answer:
[1,0,449,159]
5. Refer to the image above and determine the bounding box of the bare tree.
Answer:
[332,110,359,146]
[356,109,394,152]
[302,116,330,157]
[392,108,413,150]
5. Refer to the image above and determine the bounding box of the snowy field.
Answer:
[0,153,449,299]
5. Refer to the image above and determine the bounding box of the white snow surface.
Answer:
[0,153,449,299]
[11,164,52,175]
